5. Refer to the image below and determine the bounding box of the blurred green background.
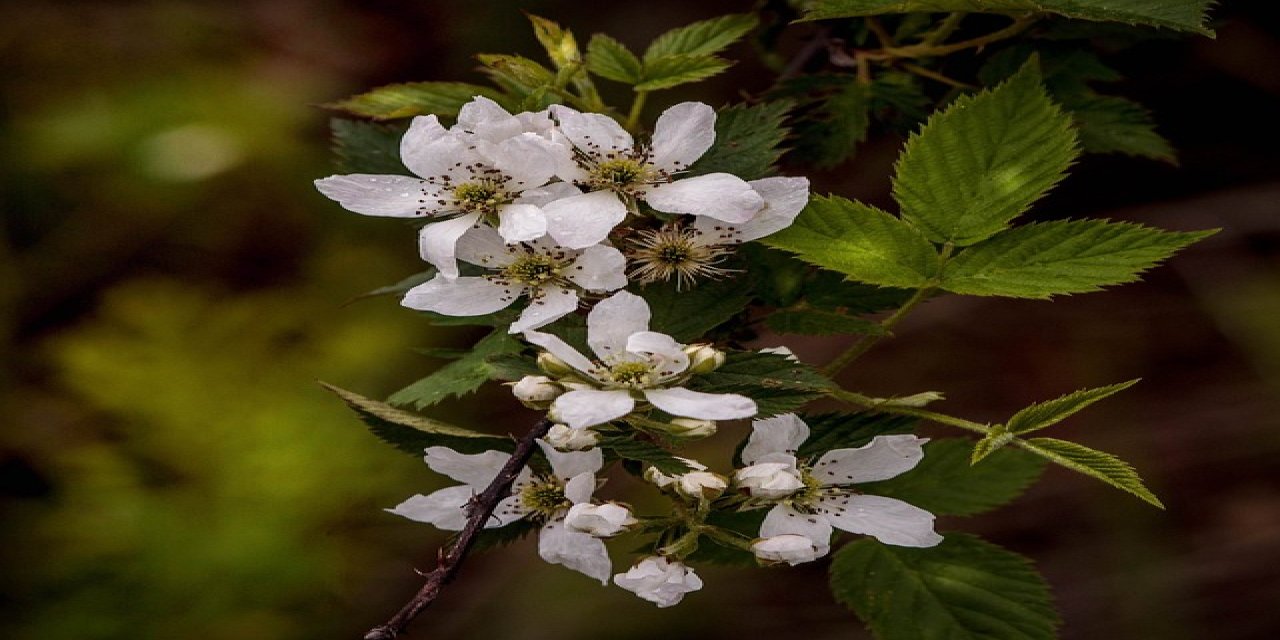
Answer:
[2,1,1277,639]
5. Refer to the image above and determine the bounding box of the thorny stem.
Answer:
[362,418,555,640]
[625,90,650,133]
[828,388,992,435]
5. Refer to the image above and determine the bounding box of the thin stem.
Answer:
[921,12,966,47]
[779,26,832,80]
[880,16,1035,59]
[362,418,555,640]
[828,388,991,435]
[625,90,650,133]
[865,17,894,48]
[820,286,934,377]
[902,62,975,89]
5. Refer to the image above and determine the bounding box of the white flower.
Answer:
[523,291,756,428]
[540,102,766,249]
[626,177,811,286]
[314,97,568,278]
[511,375,564,402]
[736,414,943,560]
[565,502,637,537]
[402,226,627,333]
[544,423,601,451]
[613,556,704,608]
[645,459,727,500]
[644,457,706,489]
[388,442,613,583]
[752,534,826,566]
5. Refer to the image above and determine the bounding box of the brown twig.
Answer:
[363,418,555,640]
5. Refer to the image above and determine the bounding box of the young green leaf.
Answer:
[320,382,510,454]
[635,54,732,91]
[586,34,643,84]
[477,54,556,89]
[689,351,834,417]
[386,331,524,410]
[643,13,758,61]
[766,308,886,336]
[323,82,503,120]
[640,276,754,343]
[597,435,692,475]
[893,62,1079,246]
[1018,437,1164,507]
[801,0,1215,35]
[329,118,408,174]
[1072,95,1177,162]
[861,439,1046,516]
[526,13,581,71]
[940,220,1214,299]
[764,196,940,288]
[831,534,1060,640]
[687,101,792,181]
[1006,379,1139,435]
[796,412,916,459]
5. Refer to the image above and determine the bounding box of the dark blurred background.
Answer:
[1,1,1277,638]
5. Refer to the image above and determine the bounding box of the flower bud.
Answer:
[543,424,600,451]
[537,352,575,377]
[649,417,717,439]
[675,471,728,501]
[613,556,703,608]
[684,344,725,375]
[644,458,707,489]
[759,346,799,362]
[752,534,826,566]
[733,462,805,499]
[565,502,637,537]
[511,375,563,403]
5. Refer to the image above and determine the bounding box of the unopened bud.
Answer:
[537,352,575,377]
[684,344,725,375]
[544,423,600,451]
[565,502,637,537]
[511,375,563,403]
[644,457,707,489]
[650,417,717,439]
[675,471,728,500]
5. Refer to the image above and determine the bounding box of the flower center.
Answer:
[590,158,651,191]
[607,361,655,387]
[452,180,508,212]
[500,254,561,286]
[520,481,569,517]
[626,224,734,289]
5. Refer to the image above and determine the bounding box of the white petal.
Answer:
[650,102,716,172]
[552,389,636,428]
[496,203,548,243]
[821,494,943,548]
[387,486,475,531]
[402,275,517,316]
[314,174,438,217]
[456,95,522,141]
[543,190,628,249]
[455,226,517,268]
[423,447,511,486]
[515,181,582,207]
[692,176,811,243]
[565,245,628,292]
[400,115,477,181]
[644,387,757,421]
[522,330,595,374]
[586,290,651,359]
[625,331,690,376]
[645,173,764,223]
[491,494,533,527]
[760,503,833,548]
[419,212,481,278]
[561,471,598,504]
[489,133,558,188]
[510,287,579,334]
[812,435,928,485]
[553,105,633,155]
[742,413,811,466]
[538,520,612,584]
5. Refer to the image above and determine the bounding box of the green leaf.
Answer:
[800,80,873,168]
[636,54,732,91]
[586,34,643,84]
[940,220,1214,299]
[643,13,758,61]
[640,276,754,343]
[765,196,940,288]
[690,351,834,417]
[862,439,1046,516]
[686,509,766,567]
[1018,437,1163,507]
[831,534,1060,640]
[893,62,1079,246]
[742,244,809,307]
[803,271,915,314]
[767,308,886,336]
[342,269,434,305]
[801,0,1215,35]
[526,14,582,70]
[796,412,916,459]
[484,353,541,381]
[1071,95,1176,162]
[320,382,509,454]
[386,331,524,410]
[688,101,792,181]
[597,435,691,475]
[323,82,503,120]
[329,118,409,174]
[476,54,556,88]
[1006,379,1139,435]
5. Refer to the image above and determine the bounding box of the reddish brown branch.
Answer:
[363,418,554,640]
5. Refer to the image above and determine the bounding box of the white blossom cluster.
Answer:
[316,97,941,607]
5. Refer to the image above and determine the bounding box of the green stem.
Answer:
[624,90,650,132]
[820,286,934,377]
[828,388,991,435]
[878,15,1035,59]
[921,12,966,47]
